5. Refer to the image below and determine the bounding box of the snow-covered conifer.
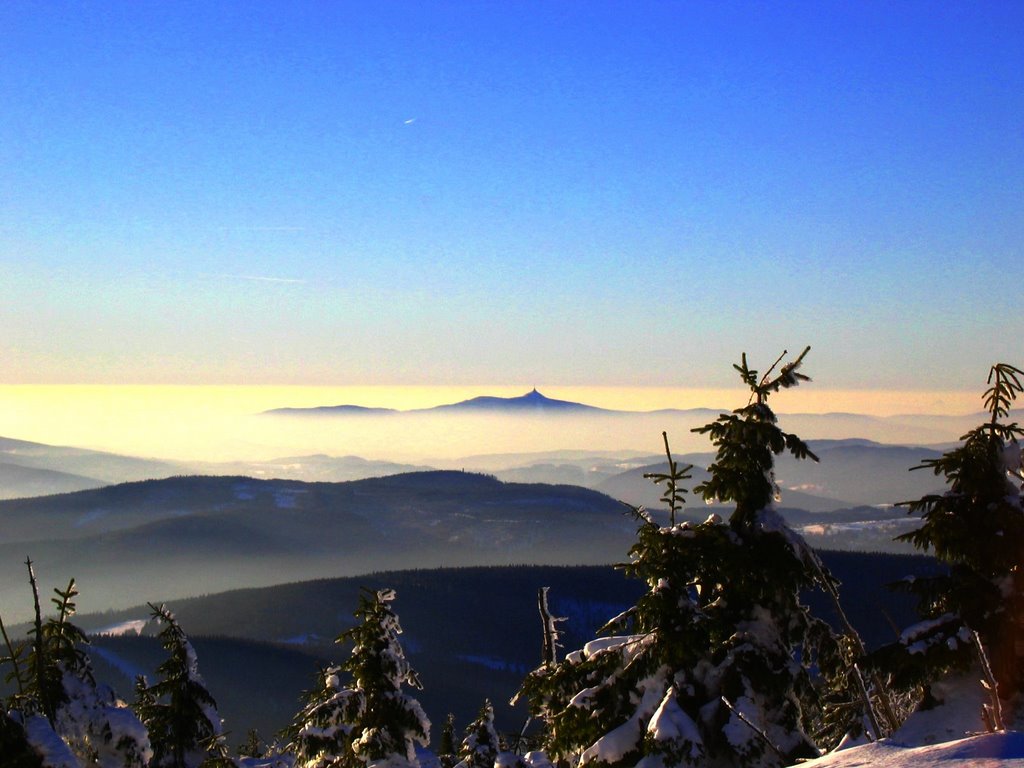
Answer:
[288,588,430,768]
[287,663,355,768]
[46,579,152,768]
[2,567,151,768]
[518,348,844,767]
[55,672,153,768]
[456,701,500,768]
[135,603,229,768]
[876,363,1024,698]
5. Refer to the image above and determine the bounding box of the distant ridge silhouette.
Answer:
[266,404,400,416]
[428,388,603,413]
[264,389,609,416]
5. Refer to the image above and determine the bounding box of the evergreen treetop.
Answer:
[456,700,500,768]
[518,349,847,768]
[881,362,1024,695]
[135,603,228,768]
[692,346,818,525]
[288,588,430,768]
[898,363,1024,569]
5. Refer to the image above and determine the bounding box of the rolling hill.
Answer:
[0,460,106,499]
[0,434,184,498]
[0,472,637,621]
[0,436,947,619]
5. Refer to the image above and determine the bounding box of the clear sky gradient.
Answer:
[2,2,1021,392]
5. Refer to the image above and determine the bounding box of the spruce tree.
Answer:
[877,363,1024,698]
[517,348,842,767]
[288,588,430,768]
[438,714,458,768]
[2,565,151,768]
[456,701,500,768]
[238,729,264,759]
[135,603,229,768]
[287,663,354,768]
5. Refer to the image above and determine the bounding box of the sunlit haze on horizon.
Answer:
[0,385,989,463]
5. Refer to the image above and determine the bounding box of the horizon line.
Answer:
[0,383,991,419]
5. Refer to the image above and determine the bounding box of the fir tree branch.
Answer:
[26,557,53,724]
[0,612,25,698]
[984,363,1024,425]
[642,432,692,525]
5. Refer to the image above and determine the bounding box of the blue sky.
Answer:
[1,2,1021,391]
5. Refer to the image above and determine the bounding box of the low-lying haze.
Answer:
[0,385,984,463]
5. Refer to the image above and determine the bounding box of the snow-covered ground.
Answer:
[805,674,1024,767]
[802,731,1024,767]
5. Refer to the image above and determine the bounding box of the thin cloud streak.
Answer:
[214,226,306,232]
[205,273,307,284]
[237,275,307,284]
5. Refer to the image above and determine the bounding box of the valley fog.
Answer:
[0,383,979,622]
[0,385,983,464]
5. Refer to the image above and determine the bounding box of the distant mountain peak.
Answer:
[429,389,602,413]
[265,389,607,416]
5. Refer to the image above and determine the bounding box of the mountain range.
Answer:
[0,445,942,625]
[259,390,1019,456]
[262,388,1020,424]
[0,422,948,508]
[0,435,184,499]
[263,388,609,415]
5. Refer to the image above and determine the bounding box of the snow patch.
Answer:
[800,520,914,536]
[647,687,703,756]
[889,673,988,747]
[578,676,664,765]
[24,714,80,768]
[582,635,645,658]
[90,619,147,637]
[74,509,108,527]
[234,482,256,500]
[274,488,308,508]
[802,731,1024,767]
[522,751,554,768]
